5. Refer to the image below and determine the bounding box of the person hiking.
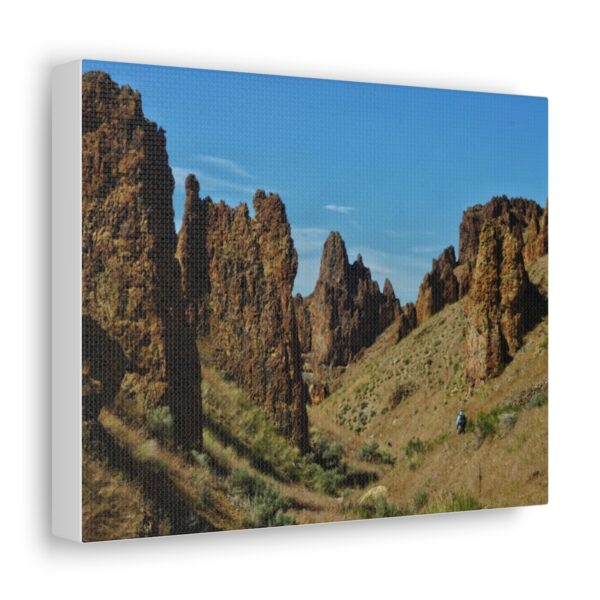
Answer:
[456,410,467,435]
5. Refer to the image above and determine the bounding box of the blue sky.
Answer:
[83,60,547,302]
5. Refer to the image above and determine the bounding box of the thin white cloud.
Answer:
[172,166,259,198]
[347,246,431,303]
[410,244,441,255]
[324,204,355,214]
[195,154,252,179]
[292,227,329,255]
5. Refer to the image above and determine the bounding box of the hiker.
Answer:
[456,410,467,435]
[140,514,153,537]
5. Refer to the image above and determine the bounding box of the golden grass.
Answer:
[82,451,151,542]
[309,257,548,513]
[98,410,248,533]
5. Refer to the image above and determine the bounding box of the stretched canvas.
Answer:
[52,60,548,542]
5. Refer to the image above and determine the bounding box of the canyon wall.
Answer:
[177,179,309,450]
[304,232,401,370]
[82,71,202,448]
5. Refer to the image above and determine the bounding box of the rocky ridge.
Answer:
[301,232,401,371]
[177,180,309,450]
[82,71,202,448]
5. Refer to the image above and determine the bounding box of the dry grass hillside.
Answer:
[83,256,547,539]
[309,255,548,514]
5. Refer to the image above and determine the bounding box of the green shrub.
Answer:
[357,496,404,519]
[311,431,344,470]
[314,469,346,496]
[404,437,429,470]
[359,440,379,462]
[413,490,429,512]
[227,469,296,528]
[146,406,173,441]
[428,492,481,514]
[527,391,548,409]
[359,440,396,465]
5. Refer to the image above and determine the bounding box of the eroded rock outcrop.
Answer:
[177,183,309,450]
[458,196,543,295]
[523,203,548,265]
[308,232,400,369]
[82,71,202,449]
[293,293,312,356]
[397,302,417,342]
[82,315,126,421]
[415,246,459,324]
[464,219,546,383]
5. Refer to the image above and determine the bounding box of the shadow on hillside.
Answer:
[202,412,287,482]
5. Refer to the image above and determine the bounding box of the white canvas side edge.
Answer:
[52,60,82,542]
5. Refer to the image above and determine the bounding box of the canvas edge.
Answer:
[52,60,83,542]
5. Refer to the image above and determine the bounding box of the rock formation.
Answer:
[177,183,309,451]
[82,315,126,421]
[464,218,545,383]
[293,293,312,356]
[415,246,459,324]
[458,196,543,295]
[82,71,202,449]
[307,232,401,369]
[397,302,417,342]
[523,203,548,265]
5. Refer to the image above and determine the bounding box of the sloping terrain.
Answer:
[309,255,548,514]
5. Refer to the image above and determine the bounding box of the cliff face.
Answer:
[177,182,309,450]
[82,315,126,421]
[458,196,543,295]
[523,203,549,265]
[415,246,459,324]
[308,232,400,369]
[82,71,202,448]
[464,219,545,383]
[397,302,417,342]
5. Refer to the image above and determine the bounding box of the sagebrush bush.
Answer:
[428,492,481,513]
[146,406,173,441]
[357,496,404,519]
[413,490,429,512]
[359,440,396,465]
[227,469,296,527]
[404,437,429,470]
[527,391,548,409]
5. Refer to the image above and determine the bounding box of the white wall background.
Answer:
[3,1,598,597]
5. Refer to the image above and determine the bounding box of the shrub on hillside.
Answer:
[527,391,548,409]
[146,406,173,441]
[404,437,429,470]
[227,468,296,528]
[359,440,395,465]
[427,492,481,514]
[356,496,404,519]
[413,490,429,512]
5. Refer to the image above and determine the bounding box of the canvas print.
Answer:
[81,60,548,542]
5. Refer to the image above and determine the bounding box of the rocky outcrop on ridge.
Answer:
[177,182,309,451]
[307,232,401,369]
[458,196,543,295]
[397,302,417,342]
[464,219,546,383]
[415,246,459,324]
[523,203,549,265]
[82,71,202,449]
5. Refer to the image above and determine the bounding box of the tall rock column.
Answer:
[464,219,530,383]
[177,187,309,451]
[82,71,202,448]
[308,232,400,370]
[415,246,459,324]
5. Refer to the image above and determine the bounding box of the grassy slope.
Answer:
[84,255,548,539]
[309,255,548,513]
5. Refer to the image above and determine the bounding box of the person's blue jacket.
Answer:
[456,411,466,428]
